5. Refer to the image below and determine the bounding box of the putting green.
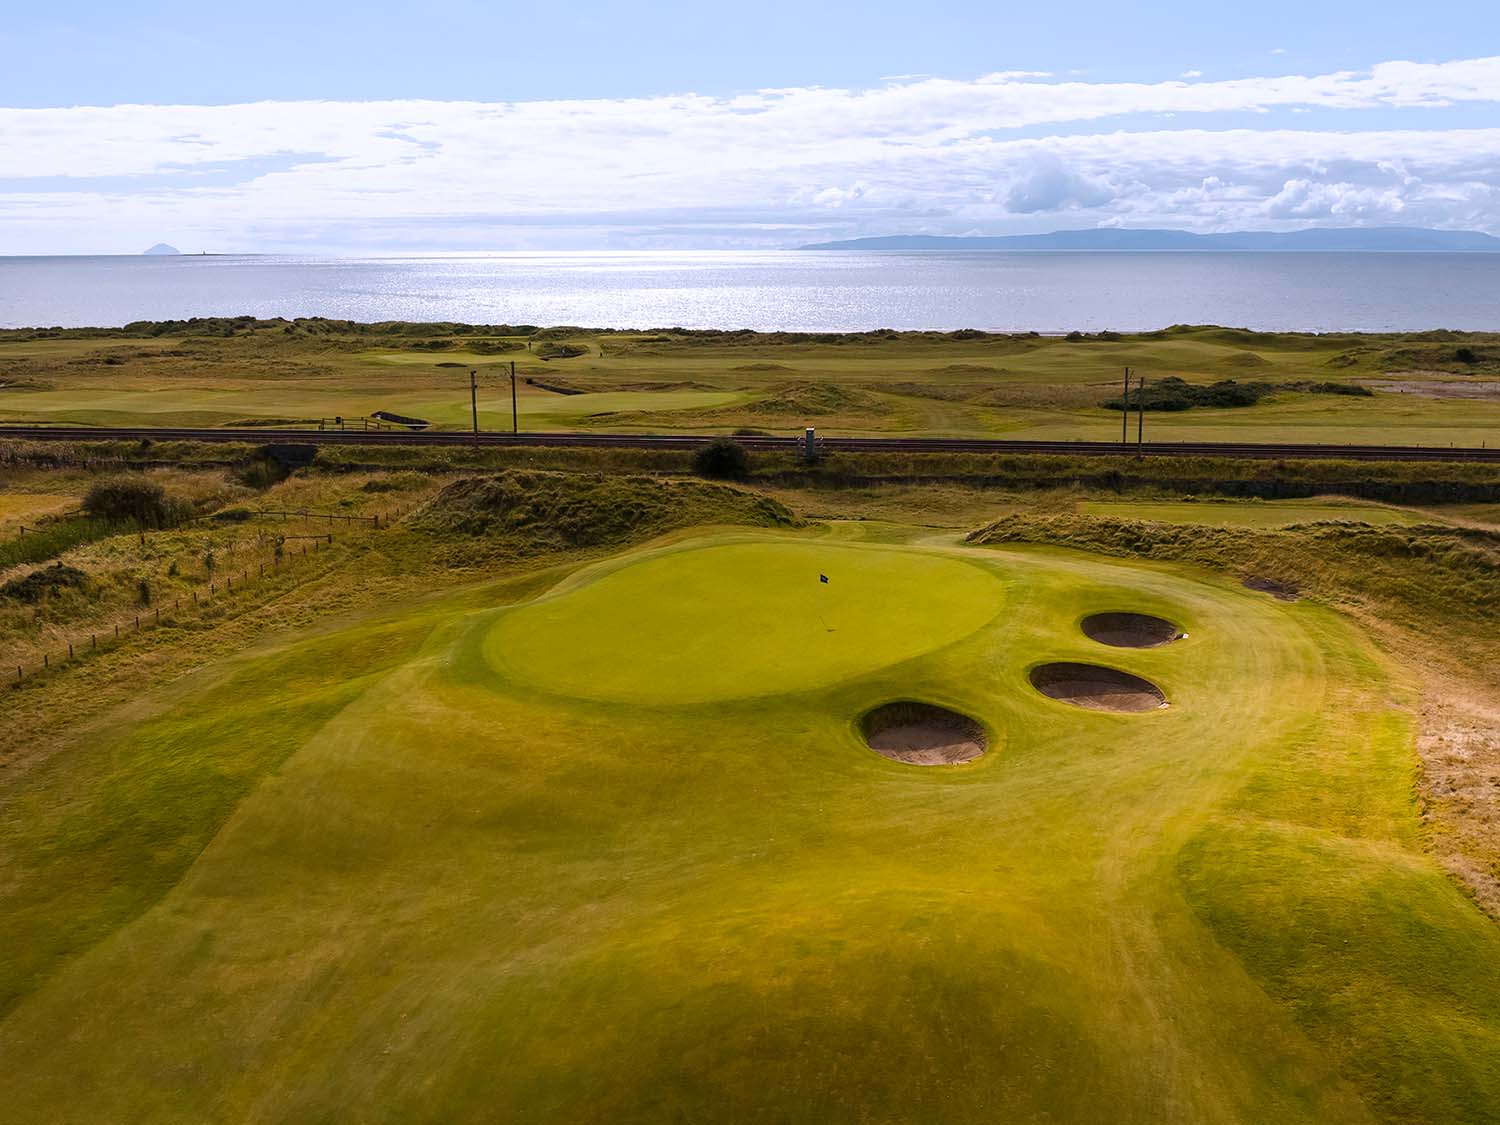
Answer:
[484,540,1005,703]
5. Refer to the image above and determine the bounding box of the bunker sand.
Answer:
[861,701,986,765]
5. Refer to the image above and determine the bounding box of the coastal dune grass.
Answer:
[0,528,1496,1120]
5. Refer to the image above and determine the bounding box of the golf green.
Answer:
[484,540,1006,703]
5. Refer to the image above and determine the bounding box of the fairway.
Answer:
[486,540,1005,703]
[3,525,1497,1121]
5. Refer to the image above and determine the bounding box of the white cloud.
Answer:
[1181,70,1204,79]
[1,57,1499,250]
[1005,159,1114,213]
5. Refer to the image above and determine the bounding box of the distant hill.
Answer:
[142,243,181,256]
[800,227,1500,252]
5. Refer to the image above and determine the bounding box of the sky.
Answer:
[2,0,1499,253]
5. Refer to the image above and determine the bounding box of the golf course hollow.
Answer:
[860,701,987,765]
[1029,662,1168,712]
[1081,612,1181,648]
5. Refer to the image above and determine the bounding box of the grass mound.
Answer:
[414,469,797,552]
[967,513,1500,629]
[743,382,890,417]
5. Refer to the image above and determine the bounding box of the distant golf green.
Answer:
[1,529,1497,1121]
[486,540,1005,703]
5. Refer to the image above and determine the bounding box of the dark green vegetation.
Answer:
[81,475,187,526]
[1104,375,1373,411]
[691,435,752,479]
[0,514,118,569]
[0,562,88,603]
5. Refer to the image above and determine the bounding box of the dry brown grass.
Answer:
[1418,695,1500,917]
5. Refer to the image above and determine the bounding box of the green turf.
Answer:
[0,384,742,430]
[0,530,1496,1120]
[487,540,1005,703]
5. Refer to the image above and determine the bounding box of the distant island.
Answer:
[799,227,1500,252]
[143,243,181,256]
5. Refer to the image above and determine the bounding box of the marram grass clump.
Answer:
[412,468,799,552]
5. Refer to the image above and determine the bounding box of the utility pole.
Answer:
[510,361,518,434]
[470,369,479,443]
[1136,375,1146,457]
[1121,367,1131,445]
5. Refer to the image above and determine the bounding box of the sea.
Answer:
[4,251,1500,333]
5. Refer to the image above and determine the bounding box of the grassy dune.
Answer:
[1,526,1496,1120]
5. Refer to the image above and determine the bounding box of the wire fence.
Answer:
[4,502,418,691]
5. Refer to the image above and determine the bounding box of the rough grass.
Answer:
[966,514,1500,635]
[412,469,798,552]
[0,514,122,568]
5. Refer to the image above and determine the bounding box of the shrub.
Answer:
[693,438,751,481]
[1456,346,1479,365]
[0,563,89,603]
[81,477,182,527]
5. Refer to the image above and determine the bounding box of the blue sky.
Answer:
[2,1,1498,252]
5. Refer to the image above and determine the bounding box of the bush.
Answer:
[693,438,751,481]
[81,477,182,527]
[1101,377,1372,412]
[0,563,89,603]
[1456,347,1479,365]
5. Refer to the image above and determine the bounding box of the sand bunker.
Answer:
[1030,663,1167,712]
[861,702,987,765]
[1081,612,1181,648]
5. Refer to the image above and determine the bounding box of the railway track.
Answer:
[2,424,1499,463]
